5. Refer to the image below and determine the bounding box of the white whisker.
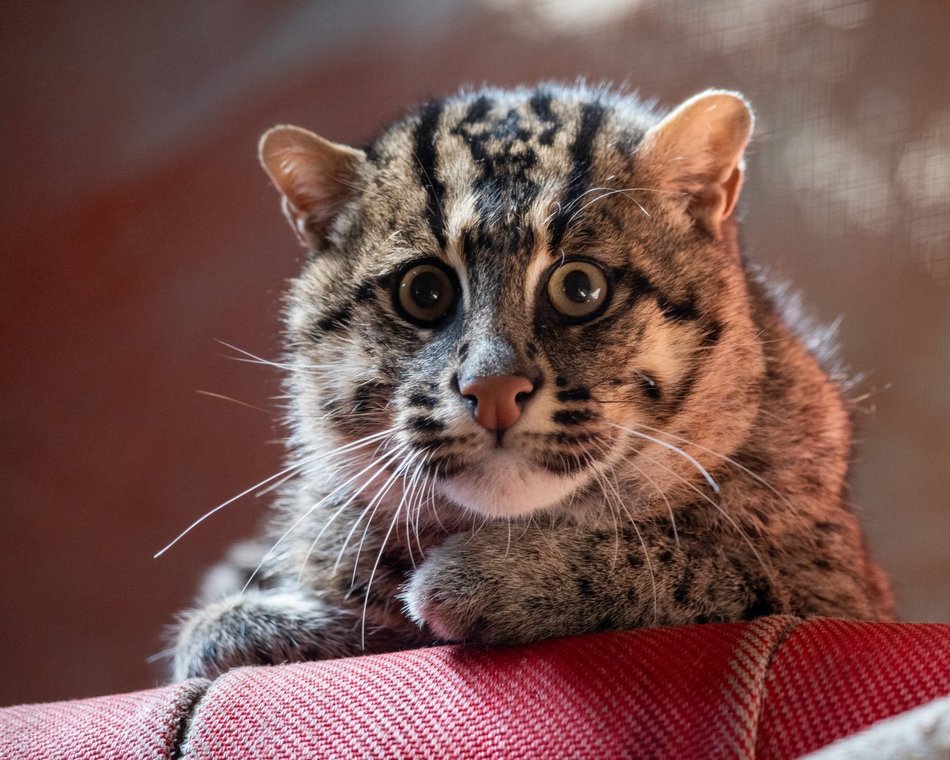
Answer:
[154,458,313,558]
[609,423,720,494]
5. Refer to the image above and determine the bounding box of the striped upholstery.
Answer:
[3,618,950,759]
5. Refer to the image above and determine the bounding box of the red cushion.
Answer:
[0,677,208,759]
[3,618,950,759]
[757,619,950,757]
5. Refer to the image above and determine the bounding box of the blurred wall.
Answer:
[1,0,947,705]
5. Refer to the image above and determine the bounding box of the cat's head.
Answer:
[260,85,765,519]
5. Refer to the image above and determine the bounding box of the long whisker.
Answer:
[359,452,425,649]
[567,187,651,225]
[335,444,415,577]
[592,454,659,624]
[216,340,339,372]
[628,420,790,510]
[288,442,409,584]
[153,458,312,558]
[350,447,424,584]
[247,438,404,590]
[635,461,679,548]
[292,448,396,584]
[195,390,272,415]
[591,466,622,570]
[609,423,720,494]
[405,449,434,566]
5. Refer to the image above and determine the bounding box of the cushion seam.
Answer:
[169,680,212,760]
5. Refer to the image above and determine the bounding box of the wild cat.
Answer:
[170,83,894,681]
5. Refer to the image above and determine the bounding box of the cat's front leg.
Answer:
[402,521,644,645]
[173,587,360,680]
[402,520,767,645]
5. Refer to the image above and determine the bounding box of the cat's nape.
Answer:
[172,83,894,681]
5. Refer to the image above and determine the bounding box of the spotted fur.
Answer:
[172,83,894,681]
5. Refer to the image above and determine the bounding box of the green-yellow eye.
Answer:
[394,261,458,326]
[546,260,610,320]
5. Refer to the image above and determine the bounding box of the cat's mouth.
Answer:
[437,447,592,518]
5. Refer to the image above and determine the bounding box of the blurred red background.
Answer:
[2,1,948,706]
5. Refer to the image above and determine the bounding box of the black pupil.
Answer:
[411,269,445,310]
[563,269,594,303]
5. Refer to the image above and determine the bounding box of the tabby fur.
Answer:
[172,83,893,681]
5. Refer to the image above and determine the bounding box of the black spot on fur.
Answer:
[638,374,662,402]
[407,416,445,433]
[702,321,722,346]
[407,394,438,409]
[743,577,777,618]
[576,577,594,598]
[553,408,597,426]
[673,568,694,605]
[312,304,353,336]
[555,375,568,387]
[551,431,598,445]
[557,386,591,402]
[355,280,375,302]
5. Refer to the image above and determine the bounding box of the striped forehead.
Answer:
[414,90,609,281]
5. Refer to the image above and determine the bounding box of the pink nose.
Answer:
[459,375,535,431]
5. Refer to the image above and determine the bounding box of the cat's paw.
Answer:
[402,539,488,642]
[172,589,351,680]
[401,529,536,645]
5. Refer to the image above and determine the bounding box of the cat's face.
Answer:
[265,85,763,519]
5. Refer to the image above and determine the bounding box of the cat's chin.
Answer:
[438,451,584,518]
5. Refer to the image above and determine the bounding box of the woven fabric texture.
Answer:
[179,617,797,759]
[756,619,950,758]
[0,676,209,760]
[3,619,950,759]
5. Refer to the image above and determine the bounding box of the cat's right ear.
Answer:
[638,90,753,240]
[258,125,366,249]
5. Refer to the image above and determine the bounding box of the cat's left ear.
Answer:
[259,125,367,249]
[638,90,753,239]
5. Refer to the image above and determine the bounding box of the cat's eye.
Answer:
[546,259,611,321]
[394,260,459,327]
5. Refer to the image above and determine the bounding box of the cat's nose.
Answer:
[458,375,535,431]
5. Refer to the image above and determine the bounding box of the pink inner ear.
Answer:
[721,166,744,221]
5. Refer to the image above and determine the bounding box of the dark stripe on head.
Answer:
[413,101,447,250]
[621,269,709,330]
[658,295,698,323]
[313,277,376,337]
[529,88,561,146]
[312,304,353,337]
[549,102,606,252]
